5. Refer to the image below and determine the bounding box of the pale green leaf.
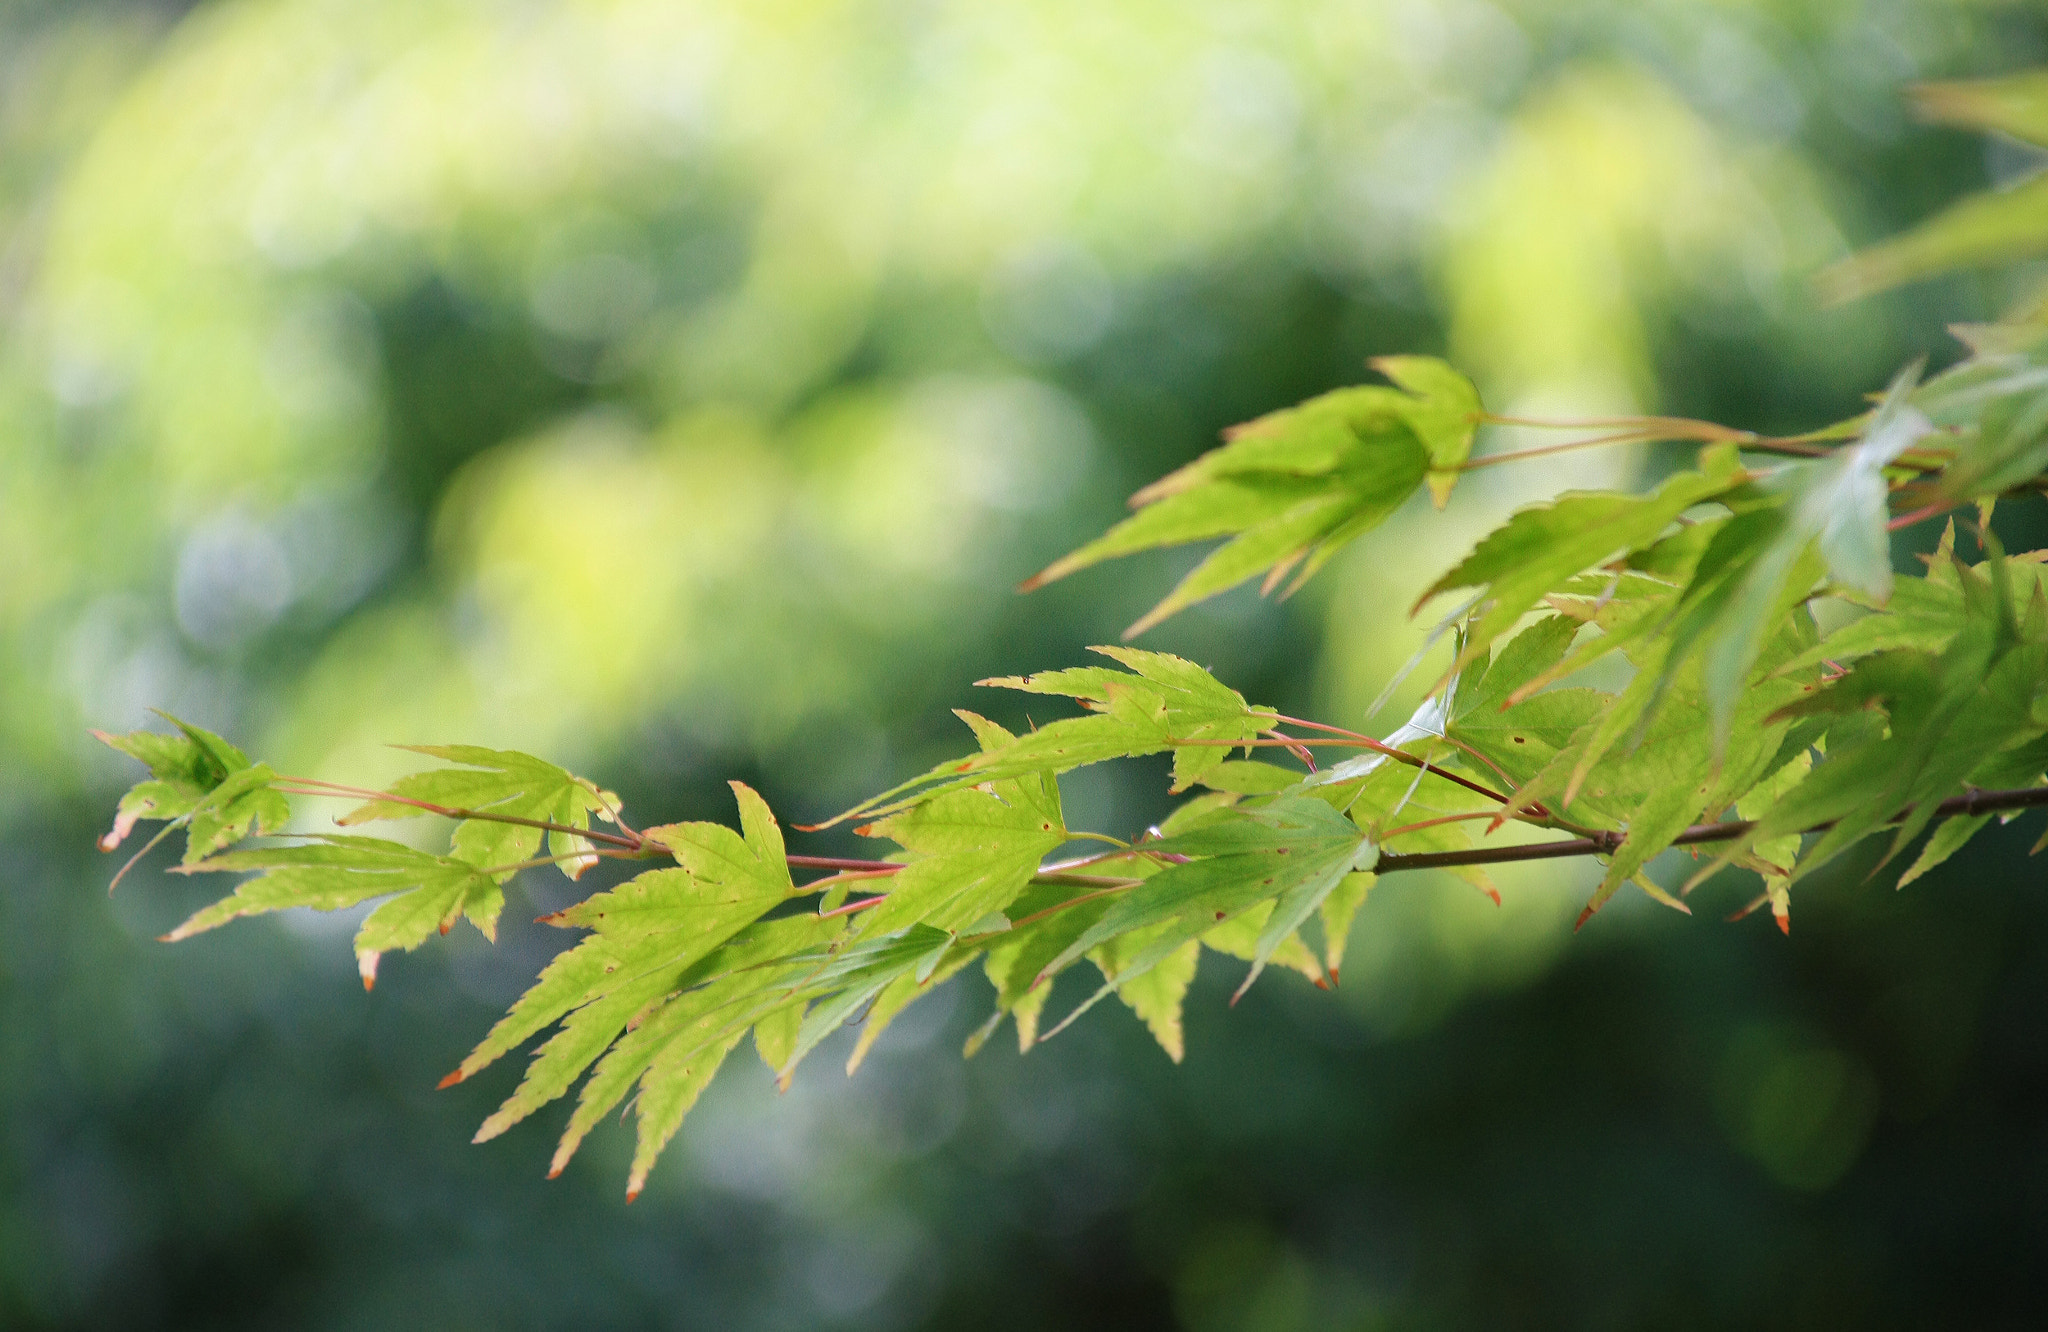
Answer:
[1421,446,1747,678]
[1092,929,1199,1062]
[341,745,617,878]
[1040,798,1367,986]
[1318,872,1375,982]
[1896,813,1992,889]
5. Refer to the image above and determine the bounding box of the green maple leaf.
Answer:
[1775,562,1966,677]
[168,835,508,988]
[94,712,289,867]
[1445,614,1611,790]
[845,947,981,1075]
[1024,358,1478,635]
[1299,695,1500,902]
[970,879,1126,1054]
[533,914,840,1196]
[824,648,1271,825]
[1699,547,2039,891]
[1421,446,1747,677]
[1628,365,1931,745]
[1091,927,1200,1062]
[852,712,1067,936]
[1909,328,2048,500]
[1040,798,1371,1001]
[1317,872,1375,983]
[340,745,618,878]
[770,925,957,1083]
[1200,902,1328,988]
[446,781,801,1093]
[1492,605,1820,926]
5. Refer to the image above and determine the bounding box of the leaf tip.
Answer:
[437,1069,467,1090]
[358,950,381,991]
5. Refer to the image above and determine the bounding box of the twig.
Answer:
[1178,734,1515,807]
[1888,501,1959,532]
[1268,713,1542,815]
[1466,412,1950,473]
[1372,784,2048,876]
[1262,729,1317,771]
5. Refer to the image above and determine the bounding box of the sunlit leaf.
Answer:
[1026,361,1478,634]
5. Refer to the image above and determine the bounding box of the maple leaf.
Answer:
[851,712,1067,937]
[1040,797,1372,1001]
[168,836,509,988]
[1025,358,1479,635]
[94,712,289,869]
[340,745,619,879]
[823,648,1272,826]
[445,781,801,1096]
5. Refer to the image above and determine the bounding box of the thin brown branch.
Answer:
[1373,784,2048,876]
[786,854,903,872]
[795,868,900,892]
[1888,501,1960,532]
[1262,728,1317,771]
[1377,809,1508,841]
[1178,734,1516,808]
[1454,428,1669,471]
[818,893,890,919]
[1469,412,1948,472]
[1267,713,1546,815]
[1005,882,1140,930]
[472,848,624,877]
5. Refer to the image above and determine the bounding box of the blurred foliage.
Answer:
[7,1,2048,1329]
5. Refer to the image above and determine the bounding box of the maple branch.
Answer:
[1376,809,1508,841]
[1888,500,1961,532]
[1372,784,2048,876]
[1264,713,1559,817]
[1183,732,1516,808]
[1466,412,1951,473]
[786,854,900,872]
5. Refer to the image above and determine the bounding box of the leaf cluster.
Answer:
[92,78,2048,1194]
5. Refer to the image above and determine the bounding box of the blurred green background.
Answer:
[5,1,2048,1327]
